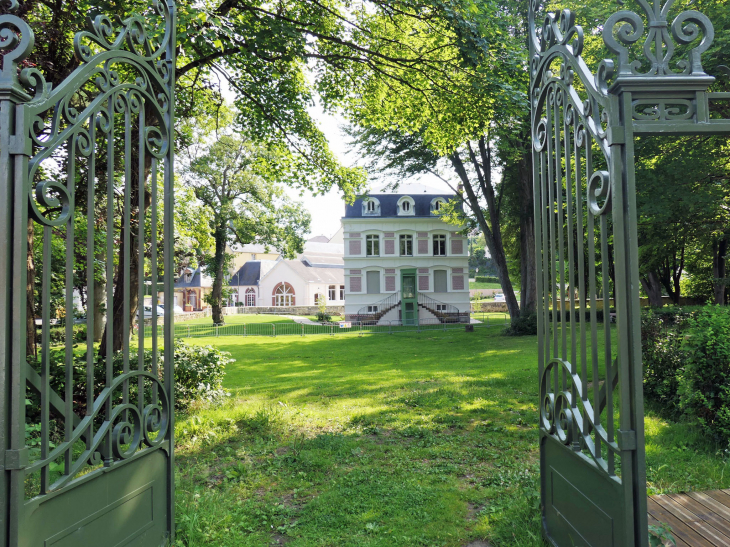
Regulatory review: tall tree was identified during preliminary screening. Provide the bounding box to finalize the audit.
[183,132,311,324]
[342,0,536,326]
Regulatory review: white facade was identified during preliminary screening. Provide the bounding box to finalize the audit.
[257,260,345,307]
[342,189,470,321]
[253,238,345,307]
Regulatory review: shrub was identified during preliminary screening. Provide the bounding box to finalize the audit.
[47,324,87,345]
[641,310,687,418]
[503,313,537,336]
[170,339,232,410]
[475,275,500,284]
[316,294,331,323]
[26,339,232,421]
[678,306,730,444]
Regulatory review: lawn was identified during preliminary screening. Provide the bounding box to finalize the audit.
[179,313,303,326]
[174,327,730,546]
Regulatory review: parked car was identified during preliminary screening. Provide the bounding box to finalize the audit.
[138,305,165,319]
[159,304,185,314]
[493,293,506,302]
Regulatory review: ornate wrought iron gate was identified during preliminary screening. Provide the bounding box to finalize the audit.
[0,1,176,545]
[529,1,730,545]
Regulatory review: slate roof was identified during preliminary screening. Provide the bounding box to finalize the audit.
[280,260,344,284]
[174,267,213,289]
[344,191,461,218]
[297,241,344,268]
[230,260,277,286]
[307,235,330,243]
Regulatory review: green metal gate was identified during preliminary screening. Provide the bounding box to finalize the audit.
[529,1,730,545]
[0,1,176,545]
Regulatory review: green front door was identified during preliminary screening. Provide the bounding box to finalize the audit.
[401,269,417,325]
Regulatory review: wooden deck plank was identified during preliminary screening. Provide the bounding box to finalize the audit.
[648,498,717,547]
[689,491,730,522]
[652,495,730,547]
[666,493,730,543]
[706,490,730,508]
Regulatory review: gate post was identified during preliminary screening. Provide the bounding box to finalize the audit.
[530,2,729,546]
[0,10,35,545]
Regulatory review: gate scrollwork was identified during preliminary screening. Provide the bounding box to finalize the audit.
[0,0,176,530]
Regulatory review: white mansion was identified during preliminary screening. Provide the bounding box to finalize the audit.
[342,185,470,324]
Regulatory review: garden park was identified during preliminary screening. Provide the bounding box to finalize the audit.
[2,0,730,546]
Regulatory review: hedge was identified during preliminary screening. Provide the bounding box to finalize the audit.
[474,275,500,284]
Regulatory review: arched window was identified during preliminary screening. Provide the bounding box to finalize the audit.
[362,197,381,216]
[273,283,295,306]
[430,198,446,215]
[245,287,256,307]
[397,196,415,216]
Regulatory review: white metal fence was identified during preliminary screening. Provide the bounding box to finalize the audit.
[137,315,510,340]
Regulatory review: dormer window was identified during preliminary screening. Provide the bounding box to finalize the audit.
[362,197,381,216]
[397,196,415,216]
[430,198,446,215]
[184,271,192,283]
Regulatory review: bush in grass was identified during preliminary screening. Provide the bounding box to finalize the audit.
[26,339,231,421]
[678,306,730,444]
[503,313,537,336]
[47,324,87,344]
[170,339,232,410]
[315,295,331,323]
[475,275,500,284]
[641,310,686,419]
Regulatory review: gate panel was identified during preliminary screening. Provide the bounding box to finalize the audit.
[0,2,176,545]
[530,1,730,546]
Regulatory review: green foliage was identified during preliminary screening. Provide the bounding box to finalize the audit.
[503,313,537,336]
[641,310,689,419]
[170,340,233,410]
[315,295,331,323]
[641,306,730,444]
[183,131,311,322]
[648,522,676,547]
[47,324,87,345]
[679,307,730,444]
[680,270,715,303]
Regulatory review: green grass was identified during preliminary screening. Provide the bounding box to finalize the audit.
[180,314,304,326]
[469,282,502,290]
[174,328,730,546]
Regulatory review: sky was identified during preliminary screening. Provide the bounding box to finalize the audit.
[294,104,454,239]
[218,79,454,239]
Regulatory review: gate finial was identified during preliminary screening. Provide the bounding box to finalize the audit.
[604,1,714,79]
[0,4,34,100]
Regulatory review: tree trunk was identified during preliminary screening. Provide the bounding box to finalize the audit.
[640,271,664,307]
[93,245,106,343]
[517,151,536,317]
[26,219,36,359]
[210,222,228,325]
[449,143,520,322]
[99,160,152,358]
[713,237,727,305]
